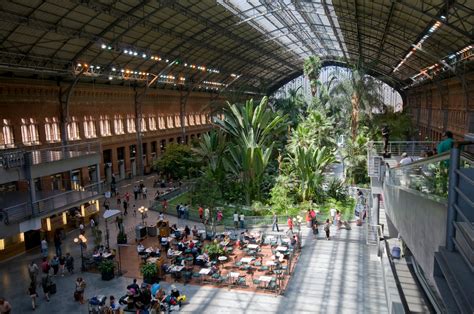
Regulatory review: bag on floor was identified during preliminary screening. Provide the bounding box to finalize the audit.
[391,246,401,259]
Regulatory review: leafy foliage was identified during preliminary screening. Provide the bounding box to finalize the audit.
[214,97,287,204]
[153,143,200,179]
[303,56,322,96]
[203,242,225,261]
[325,177,348,201]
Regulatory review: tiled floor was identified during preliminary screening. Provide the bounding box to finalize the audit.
[0,174,388,313]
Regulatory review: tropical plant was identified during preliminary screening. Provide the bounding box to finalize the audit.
[203,242,225,261]
[192,130,228,191]
[152,143,200,179]
[272,87,308,128]
[325,177,348,201]
[98,259,115,281]
[287,145,336,202]
[342,132,369,185]
[303,56,322,96]
[140,263,158,283]
[269,175,294,215]
[214,97,286,204]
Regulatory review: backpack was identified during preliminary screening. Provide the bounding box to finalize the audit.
[324,224,330,232]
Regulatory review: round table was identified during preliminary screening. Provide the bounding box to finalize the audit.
[218,256,228,263]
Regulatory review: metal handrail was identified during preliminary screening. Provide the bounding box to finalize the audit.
[392,151,451,170]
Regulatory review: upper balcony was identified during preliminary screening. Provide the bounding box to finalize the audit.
[0,141,101,185]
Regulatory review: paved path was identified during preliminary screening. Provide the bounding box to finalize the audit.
[0,175,388,313]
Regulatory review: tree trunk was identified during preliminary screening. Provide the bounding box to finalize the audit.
[351,91,360,140]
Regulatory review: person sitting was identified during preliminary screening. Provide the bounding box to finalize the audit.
[159,212,164,221]
[184,225,191,239]
[192,225,198,238]
[177,240,186,252]
[160,237,169,252]
[188,241,195,250]
[109,295,121,313]
[137,242,145,254]
[167,247,174,258]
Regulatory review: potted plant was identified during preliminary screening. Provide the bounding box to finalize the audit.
[141,263,159,284]
[98,259,115,281]
[203,242,225,261]
[117,231,127,244]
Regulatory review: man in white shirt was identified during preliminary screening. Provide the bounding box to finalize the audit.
[233,211,239,229]
[399,152,413,166]
[239,213,245,229]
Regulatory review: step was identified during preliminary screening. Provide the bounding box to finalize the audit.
[434,248,474,313]
[454,222,474,271]
[454,221,474,248]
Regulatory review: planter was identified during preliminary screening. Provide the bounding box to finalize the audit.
[117,233,127,244]
[143,275,159,284]
[101,269,115,281]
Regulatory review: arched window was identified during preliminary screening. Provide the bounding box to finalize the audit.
[21,118,40,145]
[148,115,157,131]
[1,119,14,148]
[127,114,136,133]
[174,115,181,127]
[114,114,124,135]
[140,116,147,132]
[45,117,60,142]
[100,115,111,136]
[83,116,97,139]
[167,116,174,128]
[67,116,80,141]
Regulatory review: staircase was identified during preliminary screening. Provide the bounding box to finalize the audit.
[433,145,474,313]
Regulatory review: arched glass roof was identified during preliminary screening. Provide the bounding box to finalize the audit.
[0,0,471,94]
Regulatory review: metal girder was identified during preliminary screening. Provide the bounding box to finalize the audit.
[73,1,289,78]
[0,51,72,75]
[375,2,396,64]
[167,1,299,71]
[395,0,473,40]
[293,0,333,54]
[321,0,348,61]
[353,0,363,65]
[70,0,153,61]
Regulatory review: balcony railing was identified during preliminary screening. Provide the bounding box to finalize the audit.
[1,182,103,225]
[0,141,100,168]
[368,141,437,158]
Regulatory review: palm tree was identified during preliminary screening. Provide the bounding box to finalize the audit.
[287,145,336,201]
[303,56,322,97]
[214,97,286,204]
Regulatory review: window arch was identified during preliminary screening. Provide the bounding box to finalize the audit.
[100,115,111,136]
[114,114,124,135]
[83,116,97,138]
[45,117,60,142]
[1,119,14,148]
[67,116,80,141]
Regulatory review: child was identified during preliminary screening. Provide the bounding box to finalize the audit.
[324,219,331,240]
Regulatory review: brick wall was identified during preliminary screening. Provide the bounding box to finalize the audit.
[0,78,215,182]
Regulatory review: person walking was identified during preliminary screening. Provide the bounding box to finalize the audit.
[198,206,204,222]
[123,200,128,216]
[132,204,137,217]
[53,231,62,257]
[74,277,86,304]
[41,272,52,302]
[272,213,279,232]
[142,186,147,199]
[336,210,342,230]
[125,192,130,203]
[28,260,39,284]
[233,211,239,229]
[28,281,38,310]
[40,238,48,258]
[204,207,210,225]
[116,191,121,206]
[133,185,139,201]
[239,212,245,229]
[90,217,96,229]
[162,199,168,214]
[65,253,74,274]
[324,219,331,240]
[287,217,294,231]
[59,255,66,276]
[50,255,59,276]
[41,257,51,275]
[176,203,182,219]
[217,210,223,223]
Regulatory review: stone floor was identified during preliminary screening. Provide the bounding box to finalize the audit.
[0,174,388,313]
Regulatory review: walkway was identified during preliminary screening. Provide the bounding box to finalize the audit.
[0,175,388,313]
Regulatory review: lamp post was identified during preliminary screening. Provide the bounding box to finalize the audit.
[138,206,148,225]
[74,234,87,272]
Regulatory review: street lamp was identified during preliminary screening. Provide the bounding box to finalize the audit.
[138,206,148,225]
[74,234,87,272]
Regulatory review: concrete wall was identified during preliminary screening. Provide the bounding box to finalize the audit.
[383,183,447,283]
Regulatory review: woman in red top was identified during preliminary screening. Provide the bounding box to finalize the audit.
[287,217,293,230]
